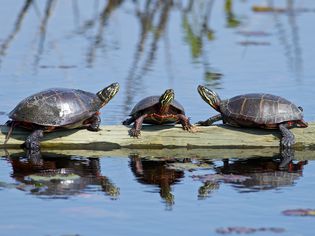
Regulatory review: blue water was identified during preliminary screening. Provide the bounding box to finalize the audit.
[1,1,315,235]
[0,153,315,236]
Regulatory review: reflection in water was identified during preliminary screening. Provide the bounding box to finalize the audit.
[33,0,57,71]
[0,149,309,206]
[195,154,307,199]
[4,150,119,199]
[0,0,33,67]
[180,0,223,89]
[0,0,308,111]
[1,0,305,71]
[224,0,241,28]
[124,0,173,113]
[85,0,124,67]
[129,155,184,209]
[270,0,303,80]
[129,151,306,202]
[198,181,220,200]
[181,0,215,58]
[216,157,306,192]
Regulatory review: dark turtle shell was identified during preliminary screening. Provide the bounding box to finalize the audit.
[130,96,185,115]
[220,93,303,125]
[9,88,102,126]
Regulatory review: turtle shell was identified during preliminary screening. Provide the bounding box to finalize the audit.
[9,88,102,126]
[130,96,185,115]
[220,93,303,125]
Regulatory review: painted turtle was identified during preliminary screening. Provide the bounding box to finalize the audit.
[122,89,193,137]
[5,82,120,150]
[197,85,308,147]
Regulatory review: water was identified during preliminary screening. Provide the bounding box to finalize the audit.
[0,151,314,235]
[0,1,315,235]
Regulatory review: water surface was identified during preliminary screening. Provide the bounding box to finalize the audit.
[1,1,315,235]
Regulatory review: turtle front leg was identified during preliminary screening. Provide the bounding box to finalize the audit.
[177,114,194,131]
[87,114,101,131]
[279,123,295,148]
[23,130,44,151]
[196,114,222,126]
[129,114,148,138]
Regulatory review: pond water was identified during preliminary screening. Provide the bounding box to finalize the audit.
[0,1,315,235]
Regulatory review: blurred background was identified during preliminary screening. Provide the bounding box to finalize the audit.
[0,0,314,125]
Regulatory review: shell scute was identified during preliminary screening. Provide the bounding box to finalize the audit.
[130,96,185,115]
[221,93,303,125]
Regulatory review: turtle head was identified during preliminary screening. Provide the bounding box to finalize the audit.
[197,85,221,111]
[97,82,120,106]
[159,89,175,107]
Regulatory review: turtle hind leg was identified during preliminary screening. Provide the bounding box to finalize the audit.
[87,114,101,131]
[129,114,147,138]
[279,123,295,148]
[22,130,44,151]
[196,114,222,126]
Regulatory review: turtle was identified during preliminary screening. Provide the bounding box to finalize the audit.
[196,85,308,147]
[4,82,120,150]
[122,89,193,137]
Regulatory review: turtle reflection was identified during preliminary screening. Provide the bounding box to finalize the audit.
[216,157,306,192]
[129,155,185,207]
[195,155,307,198]
[6,151,119,199]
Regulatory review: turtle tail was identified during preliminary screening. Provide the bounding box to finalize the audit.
[4,121,16,145]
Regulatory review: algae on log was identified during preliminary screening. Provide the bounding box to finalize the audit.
[0,123,314,150]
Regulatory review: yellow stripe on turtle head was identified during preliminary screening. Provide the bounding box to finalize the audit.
[197,85,221,111]
[159,89,175,106]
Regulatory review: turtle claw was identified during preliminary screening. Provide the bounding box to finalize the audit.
[129,128,141,138]
[87,114,101,131]
[183,125,198,133]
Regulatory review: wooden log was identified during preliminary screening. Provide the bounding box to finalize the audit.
[0,123,314,150]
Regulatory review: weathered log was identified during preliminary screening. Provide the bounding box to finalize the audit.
[0,123,314,150]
